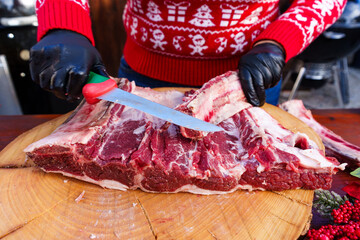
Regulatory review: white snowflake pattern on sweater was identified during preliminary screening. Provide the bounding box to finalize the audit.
[165,1,191,23]
[188,34,208,55]
[230,32,248,55]
[150,29,167,50]
[147,1,163,22]
[189,4,215,27]
[130,17,139,39]
[36,0,347,63]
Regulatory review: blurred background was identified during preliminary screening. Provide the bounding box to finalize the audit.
[0,0,126,115]
[0,0,359,115]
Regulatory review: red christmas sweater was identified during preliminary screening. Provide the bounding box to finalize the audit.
[36,0,346,86]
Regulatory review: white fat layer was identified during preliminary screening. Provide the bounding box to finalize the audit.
[246,107,338,170]
[326,141,360,161]
[133,87,184,108]
[337,163,347,170]
[24,121,107,152]
[173,184,239,195]
[24,127,98,152]
[167,124,178,137]
[300,149,335,168]
[133,125,146,135]
[281,100,360,162]
[187,142,199,178]
[222,118,245,153]
[257,164,265,173]
[46,170,129,191]
[24,101,116,152]
[133,173,145,186]
[187,78,227,120]
[289,132,318,150]
[212,99,250,124]
[186,72,250,124]
[248,107,294,139]
[238,184,266,191]
[142,184,265,195]
[227,164,247,178]
[45,169,267,194]
[300,120,360,161]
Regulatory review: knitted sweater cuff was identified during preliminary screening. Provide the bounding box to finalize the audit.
[36,0,94,45]
[254,20,305,62]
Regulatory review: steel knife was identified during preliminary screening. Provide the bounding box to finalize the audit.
[82,72,223,132]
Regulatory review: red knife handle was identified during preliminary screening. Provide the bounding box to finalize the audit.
[82,72,117,104]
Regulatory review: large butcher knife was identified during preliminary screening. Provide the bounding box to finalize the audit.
[82,72,223,132]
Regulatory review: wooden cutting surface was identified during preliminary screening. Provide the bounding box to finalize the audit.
[0,93,327,240]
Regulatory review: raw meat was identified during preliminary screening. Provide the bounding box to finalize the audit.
[174,71,251,139]
[24,72,344,194]
[280,100,360,170]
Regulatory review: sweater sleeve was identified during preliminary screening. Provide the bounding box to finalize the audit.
[254,0,347,62]
[35,0,95,45]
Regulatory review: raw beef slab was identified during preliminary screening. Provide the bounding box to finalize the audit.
[25,72,344,194]
[280,100,360,170]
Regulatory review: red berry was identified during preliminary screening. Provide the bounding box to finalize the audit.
[319,234,330,240]
[355,228,360,237]
[310,200,360,240]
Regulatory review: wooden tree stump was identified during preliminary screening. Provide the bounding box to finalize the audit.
[0,92,321,239]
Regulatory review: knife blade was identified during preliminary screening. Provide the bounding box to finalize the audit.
[82,72,223,132]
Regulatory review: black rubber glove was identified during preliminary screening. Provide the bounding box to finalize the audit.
[238,42,285,106]
[30,30,107,101]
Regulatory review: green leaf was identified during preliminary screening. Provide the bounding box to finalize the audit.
[350,167,360,178]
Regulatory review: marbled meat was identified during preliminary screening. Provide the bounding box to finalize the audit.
[25,72,344,194]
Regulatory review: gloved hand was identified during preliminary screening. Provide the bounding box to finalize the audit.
[238,42,285,106]
[30,30,107,101]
